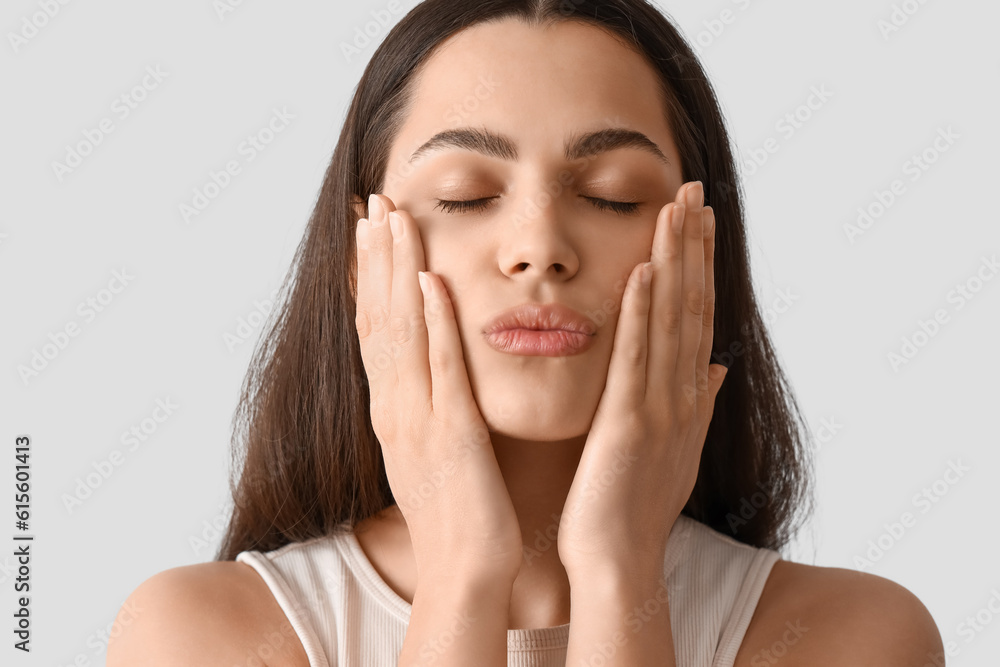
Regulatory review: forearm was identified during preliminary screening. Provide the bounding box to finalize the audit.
[565,565,676,667]
[398,574,514,667]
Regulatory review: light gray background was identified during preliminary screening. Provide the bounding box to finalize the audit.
[1,0,997,664]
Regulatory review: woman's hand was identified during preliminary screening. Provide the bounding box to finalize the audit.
[355,194,523,584]
[556,181,728,576]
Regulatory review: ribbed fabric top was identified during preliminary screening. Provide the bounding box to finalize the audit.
[235,513,781,666]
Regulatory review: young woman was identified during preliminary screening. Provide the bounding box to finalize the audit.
[108,1,944,664]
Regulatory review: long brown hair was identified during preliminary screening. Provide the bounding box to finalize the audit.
[216,0,815,561]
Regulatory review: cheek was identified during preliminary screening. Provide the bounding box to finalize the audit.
[425,254,482,314]
[585,252,649,335]
[410,221,447,271]
[419,225,481,274]
[590,233,651,287]
[588,274,631,335]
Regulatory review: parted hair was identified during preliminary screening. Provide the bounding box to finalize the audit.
[216,0,815,562]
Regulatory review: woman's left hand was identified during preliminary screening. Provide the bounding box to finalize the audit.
[557,180,728,576]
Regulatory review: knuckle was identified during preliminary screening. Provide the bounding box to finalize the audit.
[373,346,393,371]
[427,349,451,376]
[685,287,705,315]
[369,303,390,331]
[661,309,682,336]
[424,297,448,324]
[702,294,716,328]
[680,383,698,408]
[620,341,644,366]
[389,314,415,346]
[695,368,710,393]
[355,308,372,339]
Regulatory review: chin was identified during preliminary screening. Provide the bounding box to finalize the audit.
[477,388,597,442]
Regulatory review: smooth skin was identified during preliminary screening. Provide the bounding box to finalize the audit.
[357,18,707,641]
[557,184,725,578]
[357,179,724,664]
[107,17,944,666]
[358,177,524,664]
[559,184,725,662]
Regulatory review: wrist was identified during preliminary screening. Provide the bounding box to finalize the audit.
[567,559,667,598]
[563,548,666,584]
[564,566,675,667]
[415,566,516,602]
[403,566,514,666]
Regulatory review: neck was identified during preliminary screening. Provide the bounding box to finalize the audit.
[490,431,587,628]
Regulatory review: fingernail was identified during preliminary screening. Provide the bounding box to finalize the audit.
[389,211,403,238]
[687,182,703,206]
[640,262,653,287]
[418,271,430,295]
[369,194,385,227]
[672,204,685,233]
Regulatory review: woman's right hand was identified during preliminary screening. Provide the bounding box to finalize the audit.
[354,193,523,585]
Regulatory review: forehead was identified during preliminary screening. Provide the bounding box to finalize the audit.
[388,18,676,168]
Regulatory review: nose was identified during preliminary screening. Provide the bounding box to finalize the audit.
[497,192,580,281]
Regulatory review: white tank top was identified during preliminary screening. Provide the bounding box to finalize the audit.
[236,513,781,666]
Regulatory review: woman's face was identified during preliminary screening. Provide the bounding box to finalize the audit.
[379,18,684,441]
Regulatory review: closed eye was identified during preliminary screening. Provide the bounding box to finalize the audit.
[586,197,641,215]
[433,196,641,216]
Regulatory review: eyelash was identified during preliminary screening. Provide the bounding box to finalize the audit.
[434,196,641,216]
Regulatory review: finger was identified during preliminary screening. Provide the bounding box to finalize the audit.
[417,271,480,419]
[604,261,652,409]
[355,217,380,378]
[674,180,693,206]
[674,182,705,418]
[367,194,394,336]
[646,201,683,399]
[677,182,705,414]
[388,208,432,406]
[352,216,367,301]
[693,364,728,451]
[695,206,717,417]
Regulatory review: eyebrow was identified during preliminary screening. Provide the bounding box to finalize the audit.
[407,126,671,167]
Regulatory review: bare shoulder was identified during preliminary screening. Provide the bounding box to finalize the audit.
[733,559,944,667]
[107,560,309,666]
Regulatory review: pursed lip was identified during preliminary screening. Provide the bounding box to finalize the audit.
[482,303,597,337]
